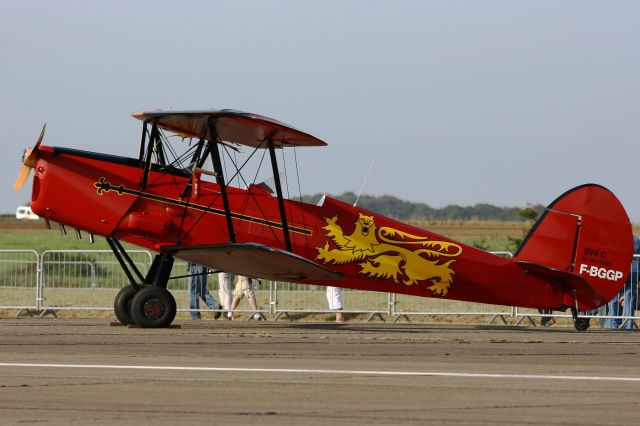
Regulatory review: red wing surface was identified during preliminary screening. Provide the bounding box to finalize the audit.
[131,110,326,148]
[165,243,343,281]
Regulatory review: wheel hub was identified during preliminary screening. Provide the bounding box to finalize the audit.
[143,297,165,320]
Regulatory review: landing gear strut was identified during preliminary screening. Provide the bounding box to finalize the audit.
[108,237,177,328]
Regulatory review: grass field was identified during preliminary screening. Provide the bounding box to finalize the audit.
[0,217,526,253]
[408,219,526,252]
[0,217,135,252]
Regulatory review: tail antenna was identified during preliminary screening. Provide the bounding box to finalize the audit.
[354,159,375,207]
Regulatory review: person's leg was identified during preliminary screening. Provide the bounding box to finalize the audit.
[217,275,226,311]
[230,296,239,309]
[327,286,344,323]
[597,304,610,328]
[203,291,217,310]
[227,273,237,319]
[197,269,221,319]
[188,265,201,320]
[326,286,335,310]
[621,279,637,329]
[194,266,218,310]
[229,276,250,319]
[241,277,258,311]
[335,287,345,322]
[247,294,258,311]
[218,272,234,313]
[194,268,206,300]
[602,294,621,329]
[631,273,639,326]
[243,279,261,319]
[539,309,552,327]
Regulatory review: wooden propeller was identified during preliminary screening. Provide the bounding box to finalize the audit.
[13,124,46,191]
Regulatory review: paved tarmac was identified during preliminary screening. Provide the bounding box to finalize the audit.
[0,318,639,425]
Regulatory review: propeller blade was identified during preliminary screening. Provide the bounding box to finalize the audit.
[13,164,32,192]
[24,123,46,167]
[35,123,46,147]
[13,123,47,191]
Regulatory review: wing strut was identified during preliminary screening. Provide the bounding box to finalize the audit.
[207,118,236,243]
[138,121,148,162]
[267,137,292,252]
[140,122,159,189]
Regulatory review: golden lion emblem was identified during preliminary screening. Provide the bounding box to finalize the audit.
[315,213,462,295]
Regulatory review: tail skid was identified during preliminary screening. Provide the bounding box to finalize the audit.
[514,184,633,311]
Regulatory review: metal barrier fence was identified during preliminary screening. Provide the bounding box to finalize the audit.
[39,250,154,312]
[1,249,638,327]
[272,281,391,321]
[0,250,39,313]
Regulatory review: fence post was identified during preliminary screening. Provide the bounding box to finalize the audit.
[388,292,395,316]
[269,280,276,315]
[36,250,42,312]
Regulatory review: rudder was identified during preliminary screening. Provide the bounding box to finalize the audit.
[514,184,633,310]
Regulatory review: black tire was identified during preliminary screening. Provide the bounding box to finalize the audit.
[574,318,590,331]
[130,286,177,328]
[114,285,138,325]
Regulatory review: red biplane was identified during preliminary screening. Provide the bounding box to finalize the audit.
[14,110,633,330]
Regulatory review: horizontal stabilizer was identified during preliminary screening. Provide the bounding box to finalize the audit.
[515,260,603,308]
[164,242,343,282]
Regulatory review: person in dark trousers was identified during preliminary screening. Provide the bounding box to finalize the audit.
[539,309,555,327]
[602,235,640,329]
[188,263,221,320]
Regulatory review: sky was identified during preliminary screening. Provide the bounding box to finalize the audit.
[1,1,639,221]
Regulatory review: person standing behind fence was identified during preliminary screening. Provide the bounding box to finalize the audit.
[218,271,236,320]
[602,235,640,329]
[188,263,221,320]
[229,275,260,320]
[538,309,555,327]
[326,286,344,323]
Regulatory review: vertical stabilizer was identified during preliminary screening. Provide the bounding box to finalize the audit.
[514,184,633,310]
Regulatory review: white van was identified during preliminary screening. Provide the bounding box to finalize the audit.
[16,206,39,220]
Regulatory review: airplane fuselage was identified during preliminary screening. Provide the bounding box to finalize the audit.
[30,145,578,311]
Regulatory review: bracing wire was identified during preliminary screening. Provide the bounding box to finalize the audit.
[220,142,264,190]
[156,131,198,170]
[292,145,311,250]
[354,159,376,207]
[280,148,291,200]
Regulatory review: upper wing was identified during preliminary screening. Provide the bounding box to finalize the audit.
[163,242,342,282]
[131,109,326,148]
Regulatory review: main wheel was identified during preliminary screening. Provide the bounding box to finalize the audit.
[113,285,138,325]
[130,286,177,328]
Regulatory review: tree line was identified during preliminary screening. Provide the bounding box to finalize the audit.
[301,192,543,222]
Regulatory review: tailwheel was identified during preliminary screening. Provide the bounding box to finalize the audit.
[570,305,590,331]
[130,286,177,328]
[113,285,138,325]
[574,318,590,331]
